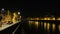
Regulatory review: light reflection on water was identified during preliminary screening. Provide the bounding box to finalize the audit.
[47,23,50,32]
[44,22,47,30]
[28,20,60,33]
[52,23,55,32]
[41,22,43,27]
[58,24,60,32]
[35,21,39,29]
[28,21,33,26]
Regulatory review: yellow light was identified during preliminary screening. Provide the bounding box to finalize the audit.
[35,21,39,29]
[12,12,18,23]
[47,17,50,20]
[41,22,43,26]
[44,22,47,30]
[52,23,55,32]
[28,21,33,25]
[47,23,50,32]
[36,18,39,20]
[44,17,47,20]
[5,10,12,22]
[52,17,55,20]
[58,24,60,32]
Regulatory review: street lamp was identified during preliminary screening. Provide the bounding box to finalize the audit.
[18,12,20,15]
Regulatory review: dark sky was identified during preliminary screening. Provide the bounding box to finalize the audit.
[0,0,60,17]
[0,0,28,9]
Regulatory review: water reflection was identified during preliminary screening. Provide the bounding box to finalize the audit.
[58,24,60,32]
[35,21,39,29]
[52,23,55,32]
[27,19,60,33]
[44,22,47,30]
[47,23,50,32]
[41,22,43,26]
[28,21,34,27]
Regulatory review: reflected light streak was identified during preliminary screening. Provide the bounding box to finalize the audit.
[58,24,60,32]
[28,21,33,26]
[41,22,43,26]
[52,23,55,32]
[44,22,47,30]
[47,23,50,32]
[35,21,39,29]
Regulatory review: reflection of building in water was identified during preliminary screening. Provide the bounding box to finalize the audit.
[27,16,60,32]
[35,21,39,29]
[52,23,55,32]
[47,23,50,32]
[58,24,60,32]
[41,22,43,26]
[44,22,47,30]
[28,21,34,27]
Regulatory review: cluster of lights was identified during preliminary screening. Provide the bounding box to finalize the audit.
[0,8,21,27]
[28,21,60,32]
[27,17,60,20]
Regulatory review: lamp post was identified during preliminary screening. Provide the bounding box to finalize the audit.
[17,11,21,21]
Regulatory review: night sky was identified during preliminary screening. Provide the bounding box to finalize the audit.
[0,0,60,17]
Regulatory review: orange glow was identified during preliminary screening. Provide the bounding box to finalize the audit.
[12,12,18,23]
[44,17,47,20]
[52,17,55,20]
[28,17,56,20]
[57,17,60,20]
[43,17,51,20]
[1,10,12,23]
[6,10,12,22]
[43,17,55,20]
[0,10,20,24]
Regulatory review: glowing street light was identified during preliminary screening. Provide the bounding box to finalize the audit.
[1,8,4,11]
[52,23,55,32]
[18,12,20,15]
